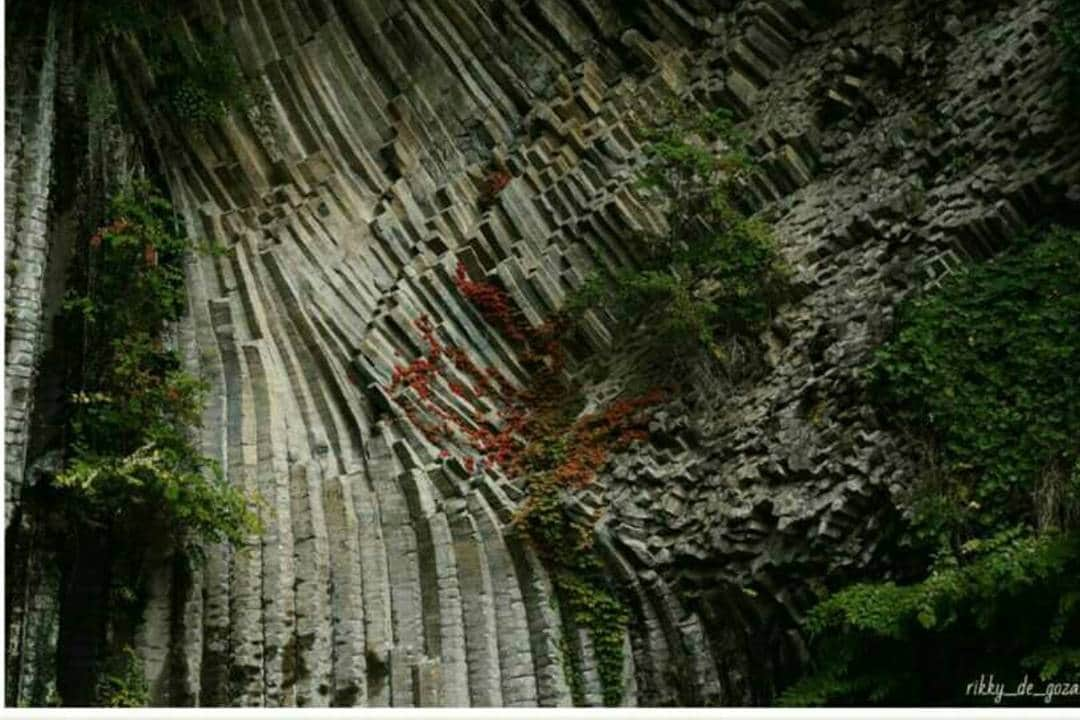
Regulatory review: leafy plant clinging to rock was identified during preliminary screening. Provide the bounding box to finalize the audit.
[781,227,1080,706]
[569,107,788,368]
[83,0,256,130]
[59,180,258,551]
[93,647,149,708]
[387,265,664,705]
[34,180,260,705]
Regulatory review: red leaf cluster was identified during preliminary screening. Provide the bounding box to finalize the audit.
[88,217,131,249]
[547,387,666,489]
[385,281,665,499]
[480,169,511,202]
[454,263,527,343]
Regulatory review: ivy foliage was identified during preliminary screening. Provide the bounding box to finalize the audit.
[509,393,660,706]
[781,527,1080,706]
[517,479,630,707]
[568,106,788,365]
[59,180,258,550]
[780,228,1080,706]
[869,226,1080,547]
[82,0,255,129]
[804,529,1079,642]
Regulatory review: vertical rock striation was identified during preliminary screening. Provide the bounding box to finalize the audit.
[6,0,1080,707]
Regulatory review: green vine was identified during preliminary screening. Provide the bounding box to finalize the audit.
[868,226,1080,544]
[58,180,258,549]
[558,632,586,703]
[517,474,631,706]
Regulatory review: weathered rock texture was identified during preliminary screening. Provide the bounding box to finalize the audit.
[6,0,1080,707]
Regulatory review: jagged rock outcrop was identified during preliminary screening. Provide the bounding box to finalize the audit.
[6,0,1079,707]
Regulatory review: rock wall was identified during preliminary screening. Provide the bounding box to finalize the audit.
[5,2,59,527]
[6,2,150,704]
[5,0,1079,707]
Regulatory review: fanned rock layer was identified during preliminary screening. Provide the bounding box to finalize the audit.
[6,0,1080,707]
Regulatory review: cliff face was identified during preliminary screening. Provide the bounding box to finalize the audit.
[5,0,1079,707]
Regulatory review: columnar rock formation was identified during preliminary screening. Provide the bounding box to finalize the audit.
[6,0,1080,707]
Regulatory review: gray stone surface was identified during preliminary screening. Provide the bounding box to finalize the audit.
[6,0,1080,707]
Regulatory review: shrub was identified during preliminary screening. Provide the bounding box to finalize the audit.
[155,30,254,128]
[59,181,259,550]
[780,528,1080,706]
[569,107,787,364]
[635,107,753,258]
[781,227,1080,706]
[868,226,1080,546]
[576,268,717,354]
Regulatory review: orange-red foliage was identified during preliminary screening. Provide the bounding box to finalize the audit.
[480,169,511,202]
[387,265,664,500]
[89,218,131,249]
[454,262,526,343]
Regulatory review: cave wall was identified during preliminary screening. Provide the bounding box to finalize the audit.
[5,0,1079,707]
